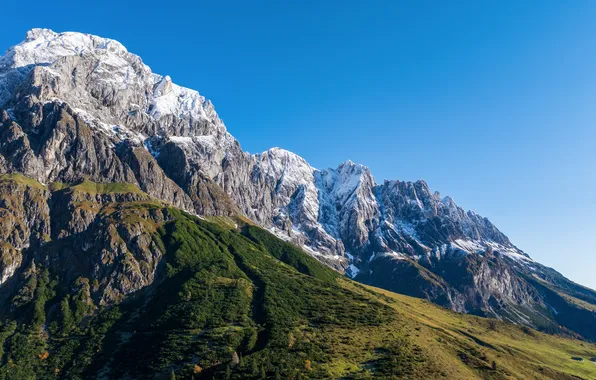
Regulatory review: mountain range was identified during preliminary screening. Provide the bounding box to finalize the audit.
[0,29,595,379]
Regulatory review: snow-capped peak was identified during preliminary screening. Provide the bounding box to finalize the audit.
[1,29,130,71]
[0,29,219,127]
[258,147,314,180]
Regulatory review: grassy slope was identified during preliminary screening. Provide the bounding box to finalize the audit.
[0,174,143,195]
[346,283,596,379]
[0,178,594,379]
[99,210,424,379]
[67,179,145,195]
[241,223,596,379]
[0,174,46,190]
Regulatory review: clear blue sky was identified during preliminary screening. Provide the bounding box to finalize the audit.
[2,1,595,289]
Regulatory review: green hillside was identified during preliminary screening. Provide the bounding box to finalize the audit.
[0,185,594,379]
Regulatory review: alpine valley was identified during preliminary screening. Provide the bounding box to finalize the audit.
[0,29,594,379]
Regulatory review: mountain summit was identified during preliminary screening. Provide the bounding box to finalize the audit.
[0,28,595,345]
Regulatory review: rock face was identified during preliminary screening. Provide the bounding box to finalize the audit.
[0,175,172,308]
[0,29,595,340]
[0,175,49,286]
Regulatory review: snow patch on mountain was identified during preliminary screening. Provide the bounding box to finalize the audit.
[151,74,213,121]
[71,106,146,145]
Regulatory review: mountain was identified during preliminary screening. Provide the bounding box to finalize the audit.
[0,27,595,350]
[0,175,595,379]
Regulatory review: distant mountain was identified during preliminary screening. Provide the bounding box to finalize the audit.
[0,27,594,349]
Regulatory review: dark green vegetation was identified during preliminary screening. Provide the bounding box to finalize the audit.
[0,177,595,379]
[0,185,428,379]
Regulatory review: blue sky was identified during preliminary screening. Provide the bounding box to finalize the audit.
[2,1,595,289]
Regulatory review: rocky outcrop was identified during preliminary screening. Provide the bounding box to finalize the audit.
[0,174,173,306]
[47,200,171,305]
[0,174,50,249]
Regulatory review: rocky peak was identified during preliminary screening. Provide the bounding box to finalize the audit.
[8,28,131,70]
[1,29,227,140]
[25,28,51,41]
[1,29,135,105]
[258,147,313,178]
[319,160,375,201]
